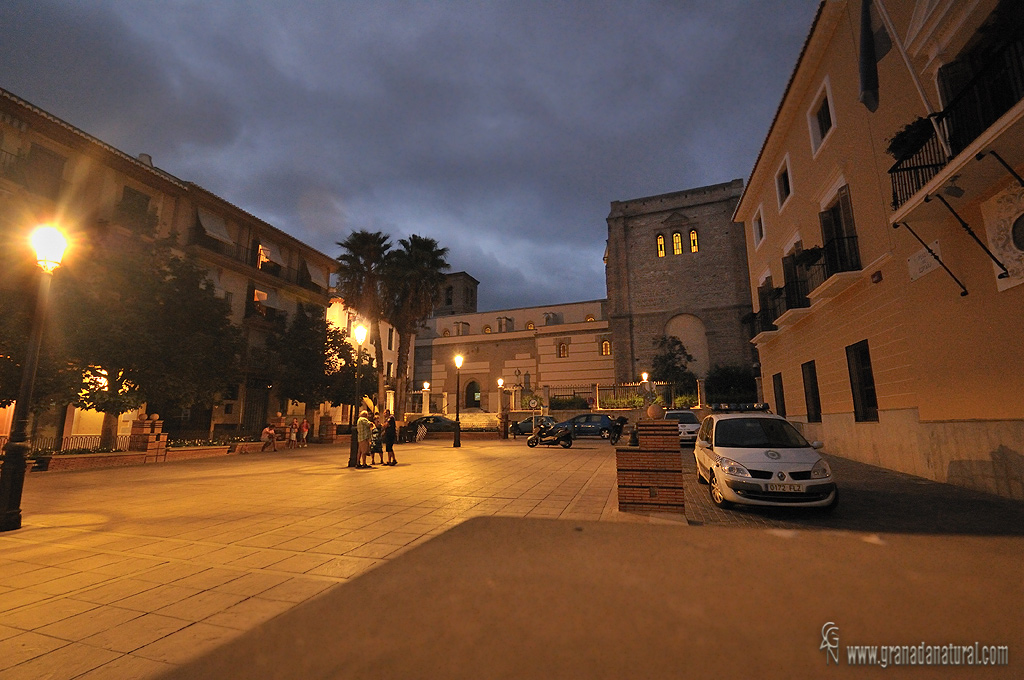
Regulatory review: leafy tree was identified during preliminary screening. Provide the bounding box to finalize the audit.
[382,235,449,419]
[56,237,242,446]
[650,335,697,392]
[705,364,758,404]
[335,230,391,410]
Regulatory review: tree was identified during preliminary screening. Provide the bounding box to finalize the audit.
[335,231,391,410]
[650,335,697,393]
[705,365,758,404]
[57,237,242,446]
[383,235,450,419]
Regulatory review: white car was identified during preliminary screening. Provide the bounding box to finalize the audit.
[664,409,701,443]
[694,411,837,509]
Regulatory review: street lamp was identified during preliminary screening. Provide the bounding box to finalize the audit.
[1,225,67,532]
[422,381,430,415]
[348,324,367,467]
[453,354,463,448]
[497,378,508,439]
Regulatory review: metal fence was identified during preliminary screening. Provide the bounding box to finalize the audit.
[0,434,147,452]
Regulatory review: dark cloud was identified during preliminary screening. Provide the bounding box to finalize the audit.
[0,0,816,311]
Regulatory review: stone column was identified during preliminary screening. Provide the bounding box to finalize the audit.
[615,418,685,514]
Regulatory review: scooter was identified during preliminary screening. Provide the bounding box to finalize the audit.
[609,416,629,445]
[527,422,573,448]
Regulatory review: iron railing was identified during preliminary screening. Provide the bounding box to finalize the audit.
[805,236,862,293]
[0,434,147,453]
[889,37,1024,209]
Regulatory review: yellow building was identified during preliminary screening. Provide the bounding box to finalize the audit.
[0,87,335,443]
[735,0,1024,499]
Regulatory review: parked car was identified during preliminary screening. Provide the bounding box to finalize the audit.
[664,409,701,443]
[510,415,556,436]
[404,415,458,441]
[693,411,837,510]
[555,413,614,439]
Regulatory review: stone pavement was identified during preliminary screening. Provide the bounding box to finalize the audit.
[1,438,1022,678]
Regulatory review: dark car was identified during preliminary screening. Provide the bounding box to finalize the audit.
[510,415,556,436]
[556,413,614,439]
[404,415,458,441]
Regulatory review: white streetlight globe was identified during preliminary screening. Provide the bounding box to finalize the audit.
[31,225,67,272]
[454,355,463,369]
[353,324,367,345]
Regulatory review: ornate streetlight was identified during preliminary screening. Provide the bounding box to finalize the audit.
[1,225,67,532]
[348,324,367,467]
[422,382,430,415]
[497,378,508,439]
[453,355,463,448]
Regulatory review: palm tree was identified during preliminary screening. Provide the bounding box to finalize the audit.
[383,235,450,419]
[336,230,392,410]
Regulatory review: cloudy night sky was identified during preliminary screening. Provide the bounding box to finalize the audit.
[0,1,816,311]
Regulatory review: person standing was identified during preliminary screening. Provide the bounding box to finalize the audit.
[287,418,299,449]
[261,423,277,452]
[299,418,310,447]
[356,410,373,468]
[383,410,397,466]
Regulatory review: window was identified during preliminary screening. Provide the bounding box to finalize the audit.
[801,360,822,423]
[673,232,683,255]
[386,361,393,378]
[483,325,492,334]
[526,321,536,330]
[846,340,879,422]
[445,286,453,306]
[808,79,836,153]
[558,343,568,358]
[776,162,792,207]
[601,340,611,356]
[772,372,786,417]
[657,234,666,257]
[818,185,862,274]
[752,211,765,247]
[24,143,66,200]
[689,229,699,253]
[387,327,394,350]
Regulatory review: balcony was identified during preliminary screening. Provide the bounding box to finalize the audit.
[188,228,328,297]
[889,37,1024,209]
[804,236,862,303]
[245,301,287,327]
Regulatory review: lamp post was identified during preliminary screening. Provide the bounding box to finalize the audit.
[453,355,463,448]
[497,378,508,439]
[1,226,67,532]
[348,324,367,467]
[422,382,430,415]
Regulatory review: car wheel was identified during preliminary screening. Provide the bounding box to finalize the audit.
[599,428,610,439]
[527,437,538,448]
[559,438,572,448]
[695,453,708,484]
[708,471,732,509]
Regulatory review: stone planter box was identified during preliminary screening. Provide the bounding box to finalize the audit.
[44,452,147,472]
[164,445,231,461]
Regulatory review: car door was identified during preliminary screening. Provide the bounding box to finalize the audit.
[694,418,713,476]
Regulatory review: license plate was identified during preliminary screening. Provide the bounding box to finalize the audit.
[766,483,802,492]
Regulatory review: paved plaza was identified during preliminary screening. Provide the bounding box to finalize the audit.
[1,438,1022,678]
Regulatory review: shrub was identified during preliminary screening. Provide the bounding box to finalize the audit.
[673,394,698,408]
[549,395,589,410]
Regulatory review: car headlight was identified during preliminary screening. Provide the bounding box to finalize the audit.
[811,459,832,479]
[718,457,751,477]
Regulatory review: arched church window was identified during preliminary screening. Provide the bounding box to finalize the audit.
[657,234,665,257]
[673,232,682,255]
[690,230,699,252]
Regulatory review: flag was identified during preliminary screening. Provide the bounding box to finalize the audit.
[858,0,892,112]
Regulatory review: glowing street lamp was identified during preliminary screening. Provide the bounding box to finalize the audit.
[1,225,67,532]
[453,355,463,448]
[497,378,508,439]
[348,324,368,467]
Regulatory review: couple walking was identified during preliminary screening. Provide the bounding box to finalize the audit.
[356,409,397,468]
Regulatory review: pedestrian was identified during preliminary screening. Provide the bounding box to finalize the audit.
[370,414,385,465]
[299,418,310,447]
[356,410,373,468]
[287,418,299,449]
[383,409,397,466]
[260,423,277,452]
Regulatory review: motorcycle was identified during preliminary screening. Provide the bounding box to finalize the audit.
[527,422,573,448]
[609,416,629,445]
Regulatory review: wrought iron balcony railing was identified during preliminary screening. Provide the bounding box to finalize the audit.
[889,37,1024,209]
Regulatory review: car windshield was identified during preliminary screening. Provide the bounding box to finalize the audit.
[667,412,699,424]
[713,418,810,448]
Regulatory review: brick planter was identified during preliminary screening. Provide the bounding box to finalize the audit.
[164,445,230,461]
[45,452,147,472]
[230,442,265,454]
[615,420,685,514]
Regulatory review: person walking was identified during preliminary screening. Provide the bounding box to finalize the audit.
[383,410,397,466]
[356,410,373,468]
[299,418,310,447]
[260,423,277,452]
